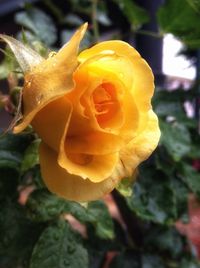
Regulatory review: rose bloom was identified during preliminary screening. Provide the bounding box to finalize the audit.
[2,24,160,201]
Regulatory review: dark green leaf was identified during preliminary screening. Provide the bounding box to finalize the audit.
[0,132,33,153]
[26,189,114,239]
[0,150,21,170]
[116,177,133,197]
[30,220,88,268]
[110,251,140,268]
[187,0,200,13]
[87,201,114,239]
[160,120,191,161]
[178,164,200,198]
[141,254,165,268]
[15,7,56,46]
[127,166,177,224]
[157,0,200,48]
[144,226,184,258]
[65,200,114,240]
[0,168,19,200]
[180,257,200,268]
[21,139,40,174]
[0,200,43,268]
[111,0,149,28]
[0,133,34,170]
[0,46,19,79]
[155,101,184,117]
[26,189,67,222]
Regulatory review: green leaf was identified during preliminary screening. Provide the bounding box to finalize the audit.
[0,200,43,268]
[21,139,40,174]
[110,251,140,268]
[187,0,200,13]
[116,177,133,197]
[180,257,200,268]
[143,226,184,258]
[157,0,200,48]
[127,166,177,224]
[178,164,200,198]
[160,120,191,161]
[141,254,165,268]
[0,133,34,170]
[26,189,67,222]
[110,251,165,268]
[0,132,33,153]
[30,220,88,268]
[0,150,21,170]
[87,201,114,240]
[0,47,19,79]
[155,101,184,118]
[0,169,19,200]
[111,0,149,28]
[26,189,114,239]
[15,7,57,46]
[65,200,114,240]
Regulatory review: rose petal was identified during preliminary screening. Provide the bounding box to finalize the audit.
[78,40,154,112]
[65,132,123,155]
[31,96,72,152]
[39,142,120,202]
[13,23,87,133]
[77,55,140,141]
[110,110,160,180]
[0,34,43,72]
[58,149,119,183]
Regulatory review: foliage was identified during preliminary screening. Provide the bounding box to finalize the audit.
[157,0,200,48]
[0,0,200,268]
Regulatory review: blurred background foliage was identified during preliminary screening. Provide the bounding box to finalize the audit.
[0,0,200,267]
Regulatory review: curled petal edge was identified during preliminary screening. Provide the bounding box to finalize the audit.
[39,142,120,202]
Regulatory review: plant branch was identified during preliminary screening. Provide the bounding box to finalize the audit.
[91,0,99,43]
[135,29,163,39]
[112,190,143,248]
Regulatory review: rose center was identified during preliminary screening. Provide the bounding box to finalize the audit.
[92,83,116,115]
[67,152,93,165]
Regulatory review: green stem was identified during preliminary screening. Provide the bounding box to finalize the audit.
[91,0,99,43]
[135,29,163,39]
[112,190,143,248]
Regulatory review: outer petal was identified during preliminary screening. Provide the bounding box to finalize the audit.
[110,110,161,180]
[13,23,87,133]
[58,150,119,183]
[39,142,120,202]
[0,34,43,72]
[31,96,72,152]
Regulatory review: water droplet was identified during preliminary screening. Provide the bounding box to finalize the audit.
[48,51,57,58]
[25,80,32,88]
[36,93,43,104]
[100,50,115,55]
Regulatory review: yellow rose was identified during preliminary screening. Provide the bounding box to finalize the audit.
[1,24,160,201]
